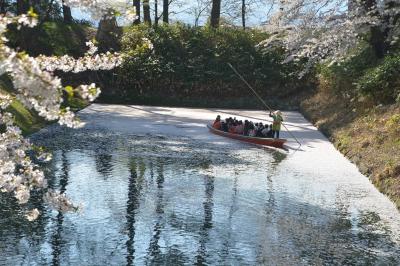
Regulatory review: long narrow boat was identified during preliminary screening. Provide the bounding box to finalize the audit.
[207,124,287,149]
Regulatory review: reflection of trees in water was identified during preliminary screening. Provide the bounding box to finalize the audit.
[264,150,285,219]
[126,158,144,266]
[95,153,113,178]
[220,171,239,260]
[6,131,398,265]
[195,174,215,265]
[271,151,286,166]
[259,178,400,264]
[149,161,154,185]
[146,160,165,264]
[51,150,70,266]
[260,147,287,220]
[0,151,58,262]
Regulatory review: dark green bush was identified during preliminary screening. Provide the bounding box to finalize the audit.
[318,44,378,95]
[104,24,314,108]
[6,21,92,56]
[319,42,400,103]
[356,54,400,103]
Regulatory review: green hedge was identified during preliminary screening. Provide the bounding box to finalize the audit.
[356,54,400,103]
[99,24,314,107]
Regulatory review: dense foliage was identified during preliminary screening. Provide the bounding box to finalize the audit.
[6,20,94,56]
[356,54,400,103]
[318,42,400,104]
[101,24,313,108]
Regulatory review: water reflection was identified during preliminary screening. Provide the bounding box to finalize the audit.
[95,153,113,178]
[195,174,215,265]
[51,151,69,266]
[0,127,399,265]
[146,159,165,264]
[126,159,141,265]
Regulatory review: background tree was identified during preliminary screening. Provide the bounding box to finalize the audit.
[143,0,152,25]
[62,0,73,23]
[133,0,141,24]
[17,0,29,15]
[0,0,10,14]
[96,14,122,53]
[154,0,158,25]
[241,0,245,29]
[210,0,221,27]
[163,0,169,23]
[189,0,210,26]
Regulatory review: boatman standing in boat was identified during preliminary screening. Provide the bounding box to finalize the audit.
[269,110,283,139]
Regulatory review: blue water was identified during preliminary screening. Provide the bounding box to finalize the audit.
[1,126,399,265]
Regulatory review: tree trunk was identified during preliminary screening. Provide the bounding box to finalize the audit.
[154,0,158,26]
[0,0,7,14]
[241,0,245,29]
[350,0,386,58]
[62,0,73,23]
[361,0,386,58]
[96,15,122,53]
[210,0,221,28]
[143,0,152,25]
[163,0,169,23]
[17,0,29,15]
[133,0,141,24]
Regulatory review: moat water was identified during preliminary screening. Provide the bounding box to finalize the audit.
[1,105,399,265]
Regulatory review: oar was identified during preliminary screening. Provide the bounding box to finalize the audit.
[227,62,302,150]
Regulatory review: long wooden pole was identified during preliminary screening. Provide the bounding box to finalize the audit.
[227,63,302,149]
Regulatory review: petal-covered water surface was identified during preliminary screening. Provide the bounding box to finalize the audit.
[1,105,400,265]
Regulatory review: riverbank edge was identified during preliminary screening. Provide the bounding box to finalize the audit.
[299,90,400,210]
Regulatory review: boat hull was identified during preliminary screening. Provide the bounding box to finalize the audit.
[207,124,287,149]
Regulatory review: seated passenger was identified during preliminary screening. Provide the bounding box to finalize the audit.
[213,115,222,130]
[266,124,274,138]
[221,120,229,132]
[243,120,249,136]
[228,121,237,134]
[256,123,264,137]
[236,120,244,135]
[261,125,269,138]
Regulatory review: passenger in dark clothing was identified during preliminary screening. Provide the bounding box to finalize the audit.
[266,124,274,138]
[243,120,249,136]
[222,118,229,132]
[256,123,264,137]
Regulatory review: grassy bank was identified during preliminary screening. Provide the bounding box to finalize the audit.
[1,77,87,136]
[1,78,46,135]
[301,83,400,210]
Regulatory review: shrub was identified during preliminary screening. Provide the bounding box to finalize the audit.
[318,43,378,96]
[6,21,91,56]
[356,54,400,103]
[106,24,314,107]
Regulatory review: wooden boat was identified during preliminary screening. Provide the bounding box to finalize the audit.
[207,124,287,149]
